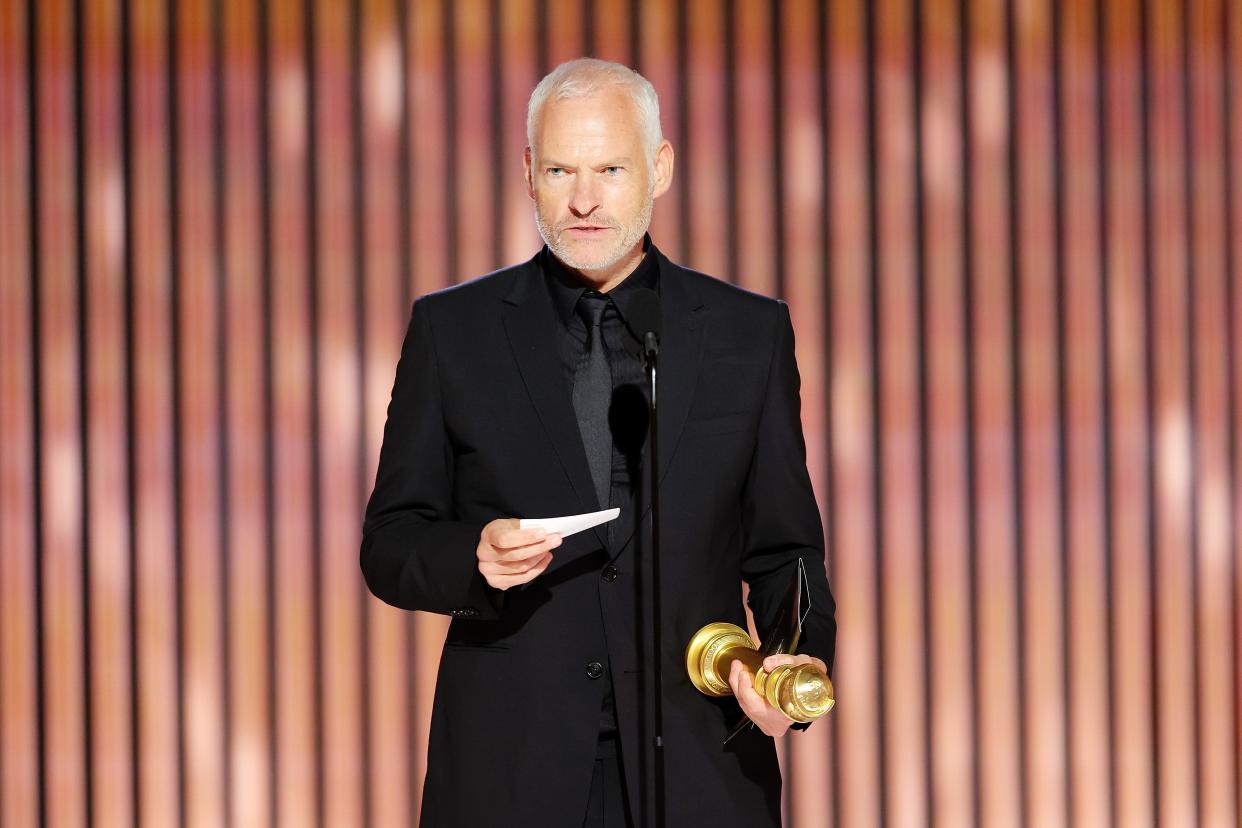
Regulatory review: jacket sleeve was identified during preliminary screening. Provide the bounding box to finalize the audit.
[739,301,837,678]
[360,298,502,619]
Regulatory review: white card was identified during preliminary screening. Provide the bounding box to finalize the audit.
[519,507,620,538]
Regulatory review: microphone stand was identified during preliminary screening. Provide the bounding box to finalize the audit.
[642,331,665,828]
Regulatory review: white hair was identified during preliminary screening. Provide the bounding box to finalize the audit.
[526,58,664,163]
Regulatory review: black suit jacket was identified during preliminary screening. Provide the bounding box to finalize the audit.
[361,246,835,827]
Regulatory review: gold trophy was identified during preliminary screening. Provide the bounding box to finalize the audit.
[685,622,834,724]
[684,561,835,733]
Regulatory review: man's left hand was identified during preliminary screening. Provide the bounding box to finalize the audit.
[727,653,830,738]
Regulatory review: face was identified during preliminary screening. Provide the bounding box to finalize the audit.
[525,87,673,289]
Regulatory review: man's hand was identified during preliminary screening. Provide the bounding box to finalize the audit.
[728,653,830,738]
[476,519,562,591]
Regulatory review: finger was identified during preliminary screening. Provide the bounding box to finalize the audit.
[728,659,747,694]
[762,654,809,672]
[493,535,561,562]
[488,552,552,588]
[730,663,768,711]
[482,548,556,574]
[489,526,552,550]
[735,680,790,737]
[734,673,770,720]
[761,653,824,672]
[728,661,756,703]
[761,655,795,672]
[479,534,562,563]
[483,558,541,574]
[517,552,553,582]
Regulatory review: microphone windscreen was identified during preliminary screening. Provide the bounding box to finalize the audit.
[626,287,663,340]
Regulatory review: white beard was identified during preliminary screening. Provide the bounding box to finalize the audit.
[535,190,654,274]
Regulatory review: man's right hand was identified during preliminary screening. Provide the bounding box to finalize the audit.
[476,519,562,591]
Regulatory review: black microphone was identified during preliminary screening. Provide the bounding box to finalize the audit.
[626,287,662,359]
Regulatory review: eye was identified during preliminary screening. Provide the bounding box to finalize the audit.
[604,166,623,175]
[546,167,565,177]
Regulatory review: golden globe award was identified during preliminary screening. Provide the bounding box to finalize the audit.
[684,560,835,734]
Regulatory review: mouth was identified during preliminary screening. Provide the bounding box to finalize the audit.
[563,224,613,239]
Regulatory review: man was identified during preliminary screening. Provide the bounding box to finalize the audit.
[362,58,835,827]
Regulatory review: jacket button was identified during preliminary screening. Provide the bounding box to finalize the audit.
[586,661,605,680]
[601,565,618,582]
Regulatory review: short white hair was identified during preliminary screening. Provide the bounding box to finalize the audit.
[526,58,664,162]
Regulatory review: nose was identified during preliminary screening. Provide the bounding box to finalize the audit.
[568,172,600,218]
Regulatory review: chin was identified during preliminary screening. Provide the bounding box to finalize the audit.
[555,241,624,273]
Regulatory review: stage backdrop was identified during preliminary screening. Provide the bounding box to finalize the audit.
[2,0,1240,826]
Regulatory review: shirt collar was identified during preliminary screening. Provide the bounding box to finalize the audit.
[542,234,660,329]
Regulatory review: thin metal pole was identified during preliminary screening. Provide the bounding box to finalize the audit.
[649,355,665,828]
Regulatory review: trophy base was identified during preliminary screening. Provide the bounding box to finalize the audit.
[685,622,759,697]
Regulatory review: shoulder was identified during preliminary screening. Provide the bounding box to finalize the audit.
[413,254,541,320]
[660,258,788,336]
[688,269,783,311]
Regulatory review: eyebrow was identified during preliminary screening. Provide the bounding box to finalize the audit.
[539,158,635,169]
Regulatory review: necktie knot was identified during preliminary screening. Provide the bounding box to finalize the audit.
[576,291,609,329]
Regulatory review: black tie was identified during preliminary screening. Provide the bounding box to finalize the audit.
[573,292,613,510]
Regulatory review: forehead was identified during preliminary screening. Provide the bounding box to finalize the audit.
[532,87,645,158]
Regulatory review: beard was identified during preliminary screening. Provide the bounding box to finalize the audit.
[535,191,654,274]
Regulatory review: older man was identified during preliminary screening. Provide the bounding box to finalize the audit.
[362,58,835,827]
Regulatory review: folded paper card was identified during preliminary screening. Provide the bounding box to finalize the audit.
[519,508,620,539]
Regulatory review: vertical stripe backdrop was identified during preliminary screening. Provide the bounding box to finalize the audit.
[1,1,1239,826]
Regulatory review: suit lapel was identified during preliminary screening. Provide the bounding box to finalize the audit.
[651,252,707,484]
[500,264,609,548]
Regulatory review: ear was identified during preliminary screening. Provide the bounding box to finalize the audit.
[523,146,535,199]
[650,140,674,200]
